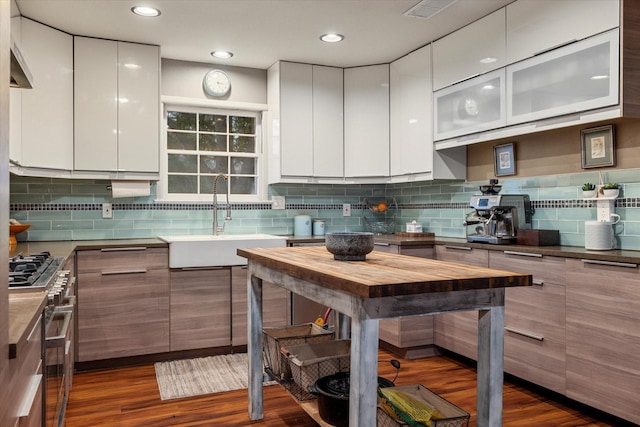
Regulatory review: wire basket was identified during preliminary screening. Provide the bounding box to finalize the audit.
[364,214,396,234]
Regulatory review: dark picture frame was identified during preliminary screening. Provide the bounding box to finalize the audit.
[581,125,615,168]
[494,142,516,176]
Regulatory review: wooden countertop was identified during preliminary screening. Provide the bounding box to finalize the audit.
[238,246,531,299]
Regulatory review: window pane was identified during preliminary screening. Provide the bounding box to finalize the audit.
[200,134,227,152]
[231,157,255,175]
[167,132,197,150]
[167,111,196,130]
[201,175,229,195]
[230,116,255,134]
[168,154,198,173]
[230,176,256,194]
[200,155,228,174]
[168,175,198,194]
[230,135,255,153]
[200,114,227,132]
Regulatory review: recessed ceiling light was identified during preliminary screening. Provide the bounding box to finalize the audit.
[320,33,344,43]
[480,57,497,64]
[591,75,609,80]
[131,6,161,17]
[211,50,234,59]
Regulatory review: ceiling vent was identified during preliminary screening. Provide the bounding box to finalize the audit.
[404,0,459,20]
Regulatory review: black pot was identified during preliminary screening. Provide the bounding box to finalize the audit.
[308,372,394,427]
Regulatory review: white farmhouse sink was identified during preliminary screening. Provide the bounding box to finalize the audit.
[158,234,287,268]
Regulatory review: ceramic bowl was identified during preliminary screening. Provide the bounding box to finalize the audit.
[325,232,374,261]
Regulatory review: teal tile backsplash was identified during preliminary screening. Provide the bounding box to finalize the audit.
[9,172,640,250]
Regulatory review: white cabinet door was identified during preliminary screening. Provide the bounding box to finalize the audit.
[390,45,432,177]
[74,37,118,171]
[506,0,620,65]
[312,65,343,178]
[433,69,506,141]
[280,62,313,176]
[507,29,619,126]
[17,18,73,170]
[75,37,160,173]
[432,9,506,91]
[344,64,389,178]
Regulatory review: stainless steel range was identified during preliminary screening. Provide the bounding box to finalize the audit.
[9,251,75,427]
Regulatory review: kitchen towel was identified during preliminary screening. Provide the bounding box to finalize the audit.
[110,180,151,198]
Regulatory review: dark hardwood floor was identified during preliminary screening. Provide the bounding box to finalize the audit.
[65,349,631,427]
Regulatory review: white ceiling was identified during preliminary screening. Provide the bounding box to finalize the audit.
[14,0,513,70]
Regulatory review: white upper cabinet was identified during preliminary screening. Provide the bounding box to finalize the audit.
[74,37,159,175]
[390,45,433,177]
[11,18,73,171]
[506,0,620,65]
[434,69,506,141]
[507,29,619,125]
[267,61,343,181]
[432,9,506,91]
[344,64,390,178]
[312,65,344,178]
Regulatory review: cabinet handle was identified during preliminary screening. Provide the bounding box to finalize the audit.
[532,280,544,286]
[534,39,577,56]
[26,314,42,343]
[504,326,544,341]
[16,374,43,418]
[178,266,229,271]
[46,310,72,348]
[101,268,147,275]
[581,259,638,268]
[450,73,480,85]
[101,247,147,252]
[443,245,471,251]
[374,242,390,247]
[503,251,542,258]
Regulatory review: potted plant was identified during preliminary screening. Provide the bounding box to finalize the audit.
[601,182,620,198]
[582,183,597,198]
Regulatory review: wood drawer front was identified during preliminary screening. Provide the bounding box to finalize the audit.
[77,246,168,272]
[489,251,566,285]
[77,269,169,361]
[504,282,566,394]
[170,268,231,351]
[399,247,434,259]
[565,258,640,424]
[379,316,434,348]
[433,311,478,361]
[373,244,400,254]
[231,267,290,347]
[435,245,488,267]
[379,318,400,346]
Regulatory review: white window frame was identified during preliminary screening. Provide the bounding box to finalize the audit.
[157,100,268,203]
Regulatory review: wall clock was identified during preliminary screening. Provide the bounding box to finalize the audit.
[203,69,231,97]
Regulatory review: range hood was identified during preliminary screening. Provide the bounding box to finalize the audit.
[10,38,33,89]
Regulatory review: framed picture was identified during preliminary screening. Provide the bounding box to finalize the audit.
[581,125,615,168]
[494,142,516,176]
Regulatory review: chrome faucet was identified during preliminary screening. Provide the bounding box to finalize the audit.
[212,173,232,235]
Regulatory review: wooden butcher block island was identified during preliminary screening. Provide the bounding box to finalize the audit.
[238,246,532,427]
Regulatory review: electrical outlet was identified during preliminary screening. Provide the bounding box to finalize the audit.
[342,203,351,217]
[272,196,285,210]
[102,203,113,219]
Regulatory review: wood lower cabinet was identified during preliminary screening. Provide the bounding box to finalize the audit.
[170,267,231,351]
[374,244,435,358]
[231,266,290,347]
[433,245,488,360]
[76,247,169,361]
[489,251,566,394]
[565,258,640,425]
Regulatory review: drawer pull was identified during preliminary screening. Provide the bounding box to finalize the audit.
[581,259,638,268]
[443,245,471,251]
[503,251,542,258]
[178,266,228,271]
[46,310,72,348]
[16,374,42,418]
[26,314,42,343]
[532,280,544,286]
[504,326,544,341]
[101,247,147,252]
[374,242,390,247]
[534,39,577,56]
[101,268,148,275]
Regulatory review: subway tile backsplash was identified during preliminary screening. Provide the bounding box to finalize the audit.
[9,172,640,250]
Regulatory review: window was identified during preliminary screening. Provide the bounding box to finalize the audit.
[159,105,263,202]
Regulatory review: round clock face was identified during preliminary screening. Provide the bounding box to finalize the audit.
[464,98,479,117]
[203,69,231,97]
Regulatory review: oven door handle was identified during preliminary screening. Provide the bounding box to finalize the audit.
[46,310,72,348]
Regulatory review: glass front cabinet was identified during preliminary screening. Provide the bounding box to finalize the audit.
[433,69,506,141]
[507,29,619,125]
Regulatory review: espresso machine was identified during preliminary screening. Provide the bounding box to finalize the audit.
[464,185,534,244]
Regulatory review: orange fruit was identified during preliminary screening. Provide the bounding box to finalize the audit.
[377,202,388,212]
